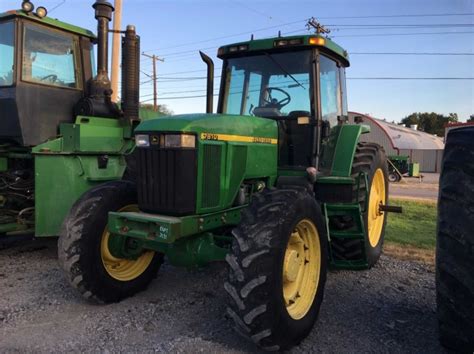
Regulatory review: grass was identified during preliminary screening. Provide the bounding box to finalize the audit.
[384,198,437,264]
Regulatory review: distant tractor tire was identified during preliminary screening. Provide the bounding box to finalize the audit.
[436,127,474,352]
[388,172,400,183]
[225,188,328,351]
[58,180,163,303]
[331,142,389,268]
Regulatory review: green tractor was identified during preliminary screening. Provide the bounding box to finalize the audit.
[59,24,402,350]
[0,1,145,240]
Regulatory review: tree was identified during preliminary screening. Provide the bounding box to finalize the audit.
[140,104,173,117]
[401,112,458,136]
[468,115,474,123]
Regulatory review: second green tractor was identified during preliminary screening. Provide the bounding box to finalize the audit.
[60,20,398,351]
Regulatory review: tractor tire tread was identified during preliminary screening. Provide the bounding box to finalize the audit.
[436,127,474,352]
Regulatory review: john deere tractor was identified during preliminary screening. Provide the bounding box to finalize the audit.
[59,28,400,350]
[0,1,145,239]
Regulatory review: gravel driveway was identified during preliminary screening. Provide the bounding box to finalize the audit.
[0,238,445,353]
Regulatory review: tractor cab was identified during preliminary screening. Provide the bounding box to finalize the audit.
[0,8,96,146]
[217,35,350,170]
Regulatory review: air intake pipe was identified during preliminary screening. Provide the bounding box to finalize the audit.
[121,25,140,122]
[199,51,214,114]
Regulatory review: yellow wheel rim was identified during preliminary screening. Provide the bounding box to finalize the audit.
[283,219,321,320]
[367,168,386,247]
[101,205,155,282]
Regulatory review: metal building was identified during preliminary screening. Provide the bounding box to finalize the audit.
[348,112,445,173]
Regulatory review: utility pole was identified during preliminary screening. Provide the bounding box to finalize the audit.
[306,17,331,35]
[111,0,122,103]
[141,53,164,111]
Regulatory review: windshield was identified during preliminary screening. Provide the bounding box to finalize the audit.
[0,22,15,86]
[22,24,80,89]
[221,51,313,118]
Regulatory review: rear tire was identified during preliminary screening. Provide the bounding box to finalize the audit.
[58,181,163,303]
[436,127,474,352]
[331,142,389,268]
[225,188,328,351]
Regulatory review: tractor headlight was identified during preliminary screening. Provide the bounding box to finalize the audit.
[135,134,150,147]
[164,134,196,148]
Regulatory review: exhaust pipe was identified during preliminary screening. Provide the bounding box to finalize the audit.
[121,25,140,122]
[75,1,120,118]
[199,51,214,114]
[91,0,114,97]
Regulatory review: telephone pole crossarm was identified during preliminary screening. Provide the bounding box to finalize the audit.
[141,53,164,111]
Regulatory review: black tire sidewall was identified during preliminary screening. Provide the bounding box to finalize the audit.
[63,181,161,303]
[364,149,389,267]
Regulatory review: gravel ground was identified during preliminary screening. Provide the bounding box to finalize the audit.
[0,238,445,353]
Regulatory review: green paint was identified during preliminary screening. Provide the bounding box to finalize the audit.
[218,35,349,66]
[32,117,131,237]
[0,10,95,39]
[0,157,7,172]
[34,154,126,236]
[324,203,368,270]
[0,223,28,234]
[166,233,229,267]
[59,117,132,153]
[107,207,241,266]
[136,113,278,214]
[108,206,243,246]
[319,124,364,178]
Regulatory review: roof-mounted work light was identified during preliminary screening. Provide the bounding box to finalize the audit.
[21,1,34,13]
[36,6,47,18]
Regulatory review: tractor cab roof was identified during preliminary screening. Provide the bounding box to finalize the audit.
[0,10,96,39]
[218,34,350,67]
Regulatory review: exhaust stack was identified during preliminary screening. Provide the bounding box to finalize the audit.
[91,0,113,97]
[199,51,214,114]
[75,0,120,118]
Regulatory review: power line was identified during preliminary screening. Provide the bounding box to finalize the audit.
[148,77,473,101]
[332,31,474,38]
[142,12,474,54]
[49,0,66,13]
[348,77,474,80]
[351,52,474,55]
[142,19,307,54]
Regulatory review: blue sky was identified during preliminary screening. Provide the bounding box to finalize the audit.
[2,0,473,121]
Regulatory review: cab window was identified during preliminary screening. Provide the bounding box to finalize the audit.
[0,22,15,86]
[319,55,341,128]
[22,24,81,89]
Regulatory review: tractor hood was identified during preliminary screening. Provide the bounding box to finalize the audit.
[135,113,278,142]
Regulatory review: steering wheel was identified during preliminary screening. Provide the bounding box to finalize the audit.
[40,74,58,83]
[262,87,291,109]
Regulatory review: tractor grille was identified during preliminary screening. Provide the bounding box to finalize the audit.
[201,144,222,208]
[137,147,197,215]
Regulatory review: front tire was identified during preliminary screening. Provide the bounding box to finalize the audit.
[225,188,328,351]
[58,181,163,303]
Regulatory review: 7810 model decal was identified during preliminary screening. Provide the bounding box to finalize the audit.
[200,133,277,145]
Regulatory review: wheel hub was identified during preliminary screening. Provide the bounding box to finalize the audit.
[284,249,302,282]
[282,219,321,320]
